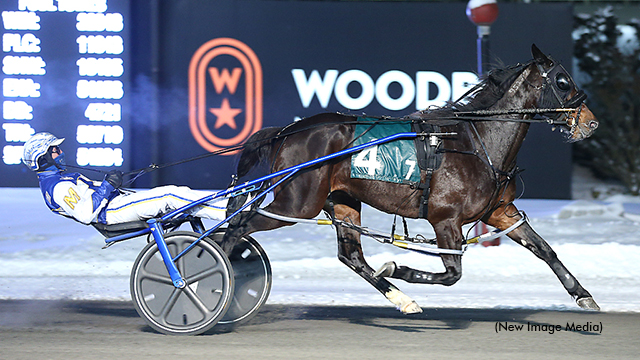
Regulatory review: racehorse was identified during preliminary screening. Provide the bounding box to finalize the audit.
[222,45,601,313]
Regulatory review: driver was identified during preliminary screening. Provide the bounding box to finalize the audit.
[22,132,229,225]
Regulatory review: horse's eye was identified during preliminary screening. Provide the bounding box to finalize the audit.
[555,73,571,91]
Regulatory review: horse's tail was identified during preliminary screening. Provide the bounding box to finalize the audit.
[236,126,282,179]
[226,127,282,222]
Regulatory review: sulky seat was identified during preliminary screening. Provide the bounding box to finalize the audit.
[92,220,149,239]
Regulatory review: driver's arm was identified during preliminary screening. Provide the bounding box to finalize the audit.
[51,177,117,224]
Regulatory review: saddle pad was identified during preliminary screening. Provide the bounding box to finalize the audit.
[350,118,420,184]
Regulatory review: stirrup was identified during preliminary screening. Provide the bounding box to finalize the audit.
[374,261,397,278]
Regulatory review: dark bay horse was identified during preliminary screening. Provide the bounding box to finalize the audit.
[222,45,600,313]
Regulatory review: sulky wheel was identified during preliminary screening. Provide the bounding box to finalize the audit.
[130,231,234,335]
[210,232,272,328]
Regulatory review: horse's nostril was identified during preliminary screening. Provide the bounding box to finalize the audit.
[589,121,599,130]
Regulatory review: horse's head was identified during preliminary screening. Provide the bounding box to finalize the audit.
[530,44,598,142]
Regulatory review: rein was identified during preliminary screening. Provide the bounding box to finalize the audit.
[63,105,579,186]
[449,107,578,125]
[123,144,245,184]
[119,106,576,185]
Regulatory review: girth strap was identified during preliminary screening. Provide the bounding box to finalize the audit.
[418,170,434,219]
[411,122,444,219]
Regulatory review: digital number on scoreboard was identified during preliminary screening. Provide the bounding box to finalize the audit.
[1,0,129,186]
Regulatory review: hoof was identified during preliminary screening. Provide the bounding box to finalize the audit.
[577,297,600,311]
[400,301,423,315]
[385,288,422,315]
[374,261,397,278]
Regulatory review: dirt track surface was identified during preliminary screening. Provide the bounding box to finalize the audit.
[1,300,639,359]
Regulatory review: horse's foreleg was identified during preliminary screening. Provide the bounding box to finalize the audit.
[377,219,463,286]
[332,201,422,314]
[486,207,600,310]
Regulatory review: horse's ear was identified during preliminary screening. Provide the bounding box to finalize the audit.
[531,44,549,63]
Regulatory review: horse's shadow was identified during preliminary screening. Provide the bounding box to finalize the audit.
[215,305,537,333]
[222,305,600,335]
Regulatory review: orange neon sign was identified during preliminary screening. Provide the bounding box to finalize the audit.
[188,38,263,154]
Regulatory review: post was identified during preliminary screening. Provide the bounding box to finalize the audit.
[467,0,501,245]
[466,0,499,75]
[477,25,491,75]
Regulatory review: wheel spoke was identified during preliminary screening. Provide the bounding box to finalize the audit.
[185,263,225,283]
[182,285,209,315]
[159,287,181,320]
[139,268,173,285]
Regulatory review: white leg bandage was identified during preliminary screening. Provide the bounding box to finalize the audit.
[385,288,423,314]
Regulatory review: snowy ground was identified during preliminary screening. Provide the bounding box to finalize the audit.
[1,166,639,312]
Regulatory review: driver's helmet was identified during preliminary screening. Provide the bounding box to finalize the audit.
[22,132,65,171]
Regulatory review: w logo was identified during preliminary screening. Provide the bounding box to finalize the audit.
[188,38,263,153]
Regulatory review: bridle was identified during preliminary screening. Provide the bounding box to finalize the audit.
[536,60,587,109]
[446,58,595,141]
[534,59,591,138]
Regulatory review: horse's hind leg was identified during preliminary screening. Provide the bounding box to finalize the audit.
[376,218,463,286]
[221,209,292,253]
[329,193,422,314]
[486,206,600,310]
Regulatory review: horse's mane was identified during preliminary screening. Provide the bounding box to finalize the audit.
[413,60,534,121]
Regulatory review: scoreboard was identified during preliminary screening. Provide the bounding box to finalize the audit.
[1,0,129,186]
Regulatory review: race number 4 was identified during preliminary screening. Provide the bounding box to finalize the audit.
[353,145,382,175]
[354,145,417,180]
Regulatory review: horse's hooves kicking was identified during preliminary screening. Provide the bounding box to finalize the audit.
[374,261,397,278]
[400,301,423,315]
[577,297,601,311]
[384,288,423,314]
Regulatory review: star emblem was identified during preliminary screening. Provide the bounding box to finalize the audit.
[209,98,242,130]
